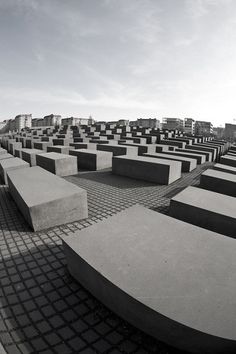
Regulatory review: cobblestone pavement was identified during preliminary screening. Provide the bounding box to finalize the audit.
[0,162,213,354]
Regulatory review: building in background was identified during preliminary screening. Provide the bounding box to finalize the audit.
[194,121,213,136]
[213,127,225,140]
[225,123,236,142]
[162,117,184,131]
[14,114,32,131]
[61,117,91,126]
[136,118,160,129]
[184,118,195,135]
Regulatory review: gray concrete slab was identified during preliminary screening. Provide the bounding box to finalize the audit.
[33,141,53,151]
[7,166,88,231]
[169,186,236,238]
[213,163,236,175]
[175,148,206,164]
[0,153,14,161]
[143,152,196,172]
[0,157,30,184]
[21,148,45,166]
[63,205,236,354]
[47,145,75,154]
[220,155,236,167]
[36,152,78,176]
[112,155,181,184]
[185,145,213,161]
[97,143,138,157]
[69,149,113,170]
[200,169,236,197]
[153,150,205,165]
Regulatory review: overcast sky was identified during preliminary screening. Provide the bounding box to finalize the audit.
[0,0,236,126]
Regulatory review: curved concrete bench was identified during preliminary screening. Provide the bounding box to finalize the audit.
[7,166,88,231]
[63,205,236,353]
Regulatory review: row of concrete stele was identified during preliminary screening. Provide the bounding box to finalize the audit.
[0,130,225,231]
[0,131,234,354]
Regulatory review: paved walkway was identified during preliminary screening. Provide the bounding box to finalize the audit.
[0,163,213,354]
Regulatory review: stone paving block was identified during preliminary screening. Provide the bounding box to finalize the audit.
[36,152,78,176]
[63,204,236,354]
[169,186,236,238]
[7,166,88,231]
[0,157,30,184]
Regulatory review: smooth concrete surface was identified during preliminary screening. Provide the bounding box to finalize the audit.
[185,145,213,161]
[0,153,14,161]
[169,186,236,238]
[63,205,236,354]
[7,166,88,231]
[112,155,181,184]
[220,155,236,168]
[47,145,74,154]
[192,144,217,161]
[21,148,45,166]
[144,152,196,172]
[0,157,30,184]
[174,149,206,164]
[213,163,236,175]
[36,152,78,176]
[0,148,7,155]
[152,150,204,165]
[33,141,53,151]
[118,142,156,156]
[200,169,236,197]
[69,142,97,150]
[97,143,138,157]
[9,142,22,155]
[69,149,112,170]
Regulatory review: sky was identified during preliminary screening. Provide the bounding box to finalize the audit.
[0,0,236,126]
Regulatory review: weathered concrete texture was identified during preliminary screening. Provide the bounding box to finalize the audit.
[33,141,53,151]
[36,152,78,176]
[112,155,181,184]
[69,149,113,170]
[21,148,45,166]
[169,186,236,238]
[0,157,30,184]
[144,152,197,172]
[200,169,236,197]
[7,166,88,231]
[185,145,213,161]
[63,205,236,354]
[97,143,138,157]
[47,145,74,154]
[213,163,236,175]
[220,155,236,167]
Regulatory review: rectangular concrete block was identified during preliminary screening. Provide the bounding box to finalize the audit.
[0,157,30,184]
[7,166,88,231]
[97,143,138,157]
[36,152,78,176]
[200,169,236,197]
[220,155,236,167]
[213,163,236,175]
[112,155,181,184]
[21,149,45,166]
[0,153,14,161]
[33,141,53,151]
[47,145,74,155]
[169,186,236,238]
[69,149,112,170]
[143,152,197,172]
[185,145,213,161]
